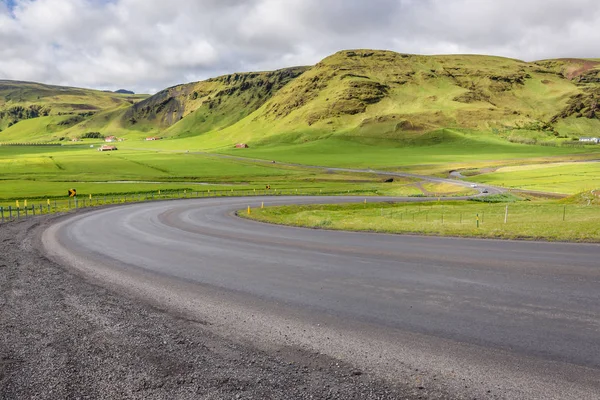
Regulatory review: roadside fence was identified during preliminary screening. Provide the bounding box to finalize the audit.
[0,187,367,224]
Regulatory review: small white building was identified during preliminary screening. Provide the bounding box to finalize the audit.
[579,137,599,144]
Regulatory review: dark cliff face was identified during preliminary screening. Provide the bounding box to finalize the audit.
[122,67,308,129]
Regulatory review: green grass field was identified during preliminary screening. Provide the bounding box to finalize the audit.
[242,197,600,242]
[467,161,600,194]
[1,137,598,202]
[1,145,479,203]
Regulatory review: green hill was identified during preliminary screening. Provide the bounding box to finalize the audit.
[0,80,148,142]
[192,50,600,148]
[120,66,308,137]
[2,50,599,148]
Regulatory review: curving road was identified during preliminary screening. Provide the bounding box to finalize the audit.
[43,197,600,399]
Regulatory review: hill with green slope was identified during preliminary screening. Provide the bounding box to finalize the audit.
[2,50,599,148]
[121,66,308,136]
[0,80,148,140]
[174,50,599,149]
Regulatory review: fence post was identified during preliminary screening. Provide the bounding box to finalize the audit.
[25,206,28,218]
[0,207,3,223]
[504,205,508,224]
[563,206,566,222]
[17,207,20,220]
[75,197,78,209]
[32,205,35,216]
[9,206,12,220]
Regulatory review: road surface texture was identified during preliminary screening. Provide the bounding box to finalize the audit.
[2,213,413,400]
[36,196,600,399]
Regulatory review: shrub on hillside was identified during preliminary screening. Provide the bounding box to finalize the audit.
[81,132,104,139]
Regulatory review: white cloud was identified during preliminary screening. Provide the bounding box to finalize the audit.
[0,0,599,93]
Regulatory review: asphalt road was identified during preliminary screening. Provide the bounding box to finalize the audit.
[42,196,600,399]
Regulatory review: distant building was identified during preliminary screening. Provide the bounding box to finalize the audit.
[98,145,118,152]
[579,137,599,144]
[105,136,117,142]
[146,137,161,141]
[71,138,81,142]
[235,143,249,148]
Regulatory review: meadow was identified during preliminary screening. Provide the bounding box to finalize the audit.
[1,132,598,205]
[0,144,477,205]
[468,161,600,194]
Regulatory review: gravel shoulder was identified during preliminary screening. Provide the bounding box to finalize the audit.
[0,213,440,400]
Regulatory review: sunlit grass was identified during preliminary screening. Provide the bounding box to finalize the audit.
[243,199,600,242]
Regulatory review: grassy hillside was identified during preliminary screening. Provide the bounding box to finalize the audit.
[121,67,308,137]
[0,80,147,141]
[156,50,600,150]
[2,50,599,151]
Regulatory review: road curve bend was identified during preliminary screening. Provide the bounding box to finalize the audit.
[42,197,600,400]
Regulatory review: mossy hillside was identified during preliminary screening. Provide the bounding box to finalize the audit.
[51,50,600,149]
[175,50,599,149]
[44,67,309,142]
[120,67,308,135]
[534,58,600,81]
[3,49,600,150]
[0,80,147,132]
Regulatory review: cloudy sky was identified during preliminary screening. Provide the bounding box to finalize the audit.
[1,0,599,94]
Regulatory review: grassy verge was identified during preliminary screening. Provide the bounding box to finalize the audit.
[241,198,600,242]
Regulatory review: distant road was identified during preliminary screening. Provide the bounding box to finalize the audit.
[43,196,600,399]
